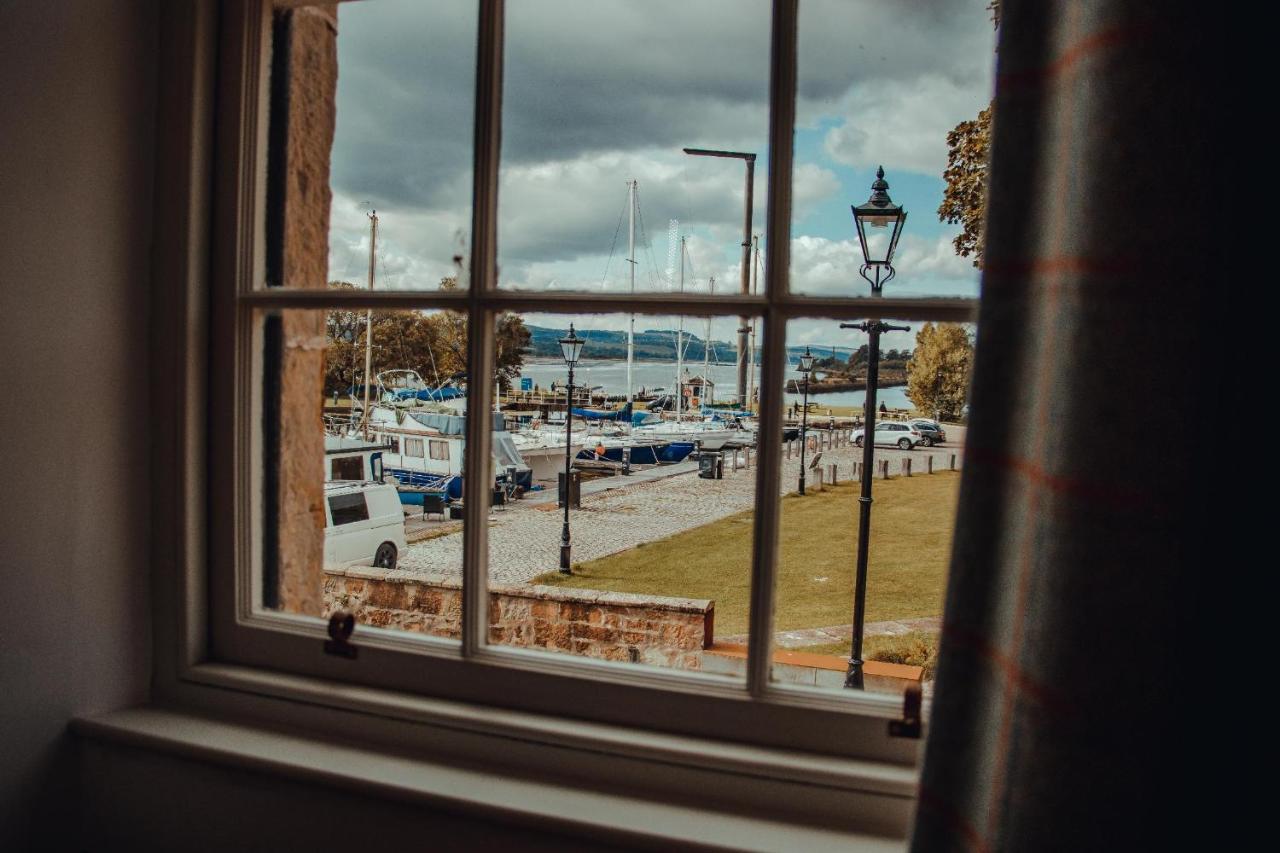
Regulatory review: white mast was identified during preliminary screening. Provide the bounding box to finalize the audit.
[676,236,685,421]
[361,209,378,439]
[704,275,713,408]
[626,179,636,405]
[747,234,759,412]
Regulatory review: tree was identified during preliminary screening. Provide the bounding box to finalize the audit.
[906,322,974,421]
[324,277,531,396]
[937,2,999,268]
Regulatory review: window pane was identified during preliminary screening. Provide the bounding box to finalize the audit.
[266,0,478,290]
[788,1,996,299]
[259,308,467,644]
[769,317,974,697]
[480,310,763,680]
[497,0,770,298]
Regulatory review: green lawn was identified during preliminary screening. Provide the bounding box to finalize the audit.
[534,472,961,637]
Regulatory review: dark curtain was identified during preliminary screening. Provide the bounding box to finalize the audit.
[912,2,1215,850]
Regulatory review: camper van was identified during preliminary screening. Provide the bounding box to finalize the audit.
[323,482,407,571]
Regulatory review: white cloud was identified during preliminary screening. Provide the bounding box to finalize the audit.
[789,233,977,297]
[822,75,990,176]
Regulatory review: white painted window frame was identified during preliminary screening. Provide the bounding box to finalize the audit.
[152,0,979,828]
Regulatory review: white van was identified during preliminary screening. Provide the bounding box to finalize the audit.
[323,482,408,570]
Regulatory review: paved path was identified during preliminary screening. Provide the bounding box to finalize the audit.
[720,617,943,649]
[397,430,965,585]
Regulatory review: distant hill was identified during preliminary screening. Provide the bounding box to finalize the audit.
[524,325,855,364]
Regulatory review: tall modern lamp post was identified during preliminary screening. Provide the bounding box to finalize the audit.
[682,147,755,407]
[840,166,909,689]
[796,346,815,495]
[558,324,584,574]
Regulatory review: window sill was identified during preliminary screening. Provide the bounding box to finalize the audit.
[72,702,912,851]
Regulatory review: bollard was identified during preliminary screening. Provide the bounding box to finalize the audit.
[903,457,912,477]
[927,455,933,475]
[744,448,751,468]
[880,460,890,480]
[815,468,824,491]
[786,440,792,460]
[950,453,957,471]
[732,449,740,472]
[830,463,838,484]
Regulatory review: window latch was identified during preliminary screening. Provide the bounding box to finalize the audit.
[324,612,358,659]
[889,683,922,739]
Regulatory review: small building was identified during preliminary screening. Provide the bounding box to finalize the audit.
[680,374,715,409]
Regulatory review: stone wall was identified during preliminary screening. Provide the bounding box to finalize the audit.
[323,568,714,670]
[276,5,338,615]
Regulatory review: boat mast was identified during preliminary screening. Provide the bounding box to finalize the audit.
[361,209,378,439]
[704,275,713,409]
[748,234,759,412]
[626,179,636,406]
[676,236,685,421]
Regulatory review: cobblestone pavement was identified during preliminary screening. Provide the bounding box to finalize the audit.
[397,429,965,585]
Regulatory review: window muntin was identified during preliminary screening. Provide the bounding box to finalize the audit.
[429,440,449,461]
[404,438,424,458]
[209,0,985,760]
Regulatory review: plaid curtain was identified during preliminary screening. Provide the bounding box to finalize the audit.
[911,3,1211,850]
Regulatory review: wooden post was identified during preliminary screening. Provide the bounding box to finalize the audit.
[786,440,792,459]
[830,463,837,484]
[744,447,751,468]
[880,459,889,480]
[950,453,957,470]
[903,457,912,477]
[815,468,824,491]
[927,455,934,474]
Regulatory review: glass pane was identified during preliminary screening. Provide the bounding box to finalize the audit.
[260,308,470,645]
[769,316,975,697]
[265,0,478,290]
[481,311,763,680]
[789,1,997,298]
[497,0,770,297]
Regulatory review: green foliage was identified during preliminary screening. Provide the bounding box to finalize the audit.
[906,322,974,421]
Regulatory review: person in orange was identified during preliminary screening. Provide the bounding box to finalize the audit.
[595,441,607,458]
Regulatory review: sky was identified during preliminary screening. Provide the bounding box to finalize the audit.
[323,0,996,356]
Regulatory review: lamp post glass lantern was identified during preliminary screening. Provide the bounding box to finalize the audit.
[842,166,908,689]
[797,346,815,496]
[851,166,907,293]
[558,324,584,573]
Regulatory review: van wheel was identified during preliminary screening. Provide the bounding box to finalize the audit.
[374,542,398,570]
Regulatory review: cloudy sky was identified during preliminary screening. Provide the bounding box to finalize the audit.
[325,0,996,353]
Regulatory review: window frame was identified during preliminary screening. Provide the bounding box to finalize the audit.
[181,0,980,774]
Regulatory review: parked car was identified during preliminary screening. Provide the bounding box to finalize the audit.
[852,422,923,450]
[909,419,947,447]
[323,481,407,570]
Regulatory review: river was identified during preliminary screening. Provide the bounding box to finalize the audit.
[516,358,913,410]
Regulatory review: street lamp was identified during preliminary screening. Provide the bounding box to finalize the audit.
[797,346,815,495]
[558,324,584,574]
[851,165,907,294]
[841,166,909,689]
[683,147,755,407]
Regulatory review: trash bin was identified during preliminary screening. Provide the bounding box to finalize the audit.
[558,470,581,508]
[699,453,724,480]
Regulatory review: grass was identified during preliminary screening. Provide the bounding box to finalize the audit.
[533,472,961,637]
[796,632,941,679]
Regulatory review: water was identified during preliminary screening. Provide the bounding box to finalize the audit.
[517,358,912,411]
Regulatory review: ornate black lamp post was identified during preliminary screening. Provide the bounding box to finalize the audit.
[796,346,815,495]
[558,324,584,574]
[840,166,909,689]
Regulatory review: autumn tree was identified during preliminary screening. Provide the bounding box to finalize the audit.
[324,277,530,396]
[937,1,999,268]
[906,322,974,421]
